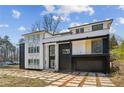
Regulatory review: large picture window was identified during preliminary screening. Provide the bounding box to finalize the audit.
[92,39,103,54]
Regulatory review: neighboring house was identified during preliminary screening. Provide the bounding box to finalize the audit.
[19,19,113,73]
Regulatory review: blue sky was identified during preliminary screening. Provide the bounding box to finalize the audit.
[0,5,124,45]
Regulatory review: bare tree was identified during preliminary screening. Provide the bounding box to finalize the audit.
[31,14,61,35]
[42,14,61,35]
[31,20,42,32]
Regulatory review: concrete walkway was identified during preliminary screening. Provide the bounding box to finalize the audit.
[0,68,115,87]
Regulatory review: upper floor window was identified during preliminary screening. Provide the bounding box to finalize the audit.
[28,46,40,53]
[80,28,84,33]
[92,24,103,31]
[27,34,40,42]
[37,46,40,53]
[76,29,80,33]
[76,28,84,34]
[36,34,40,40]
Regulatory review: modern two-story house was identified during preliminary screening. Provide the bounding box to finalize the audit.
[19,19,113,73]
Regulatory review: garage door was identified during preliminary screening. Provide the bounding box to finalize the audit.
[72,57,105,72]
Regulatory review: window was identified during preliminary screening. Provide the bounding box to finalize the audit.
[28,46,39,53]
[50,59,54,68]
[32,35,35,41]
[49,45,55,56]
[34,59,37,65]
[28,59,39,66]
[37,46,40,53]
[92,24,103,31]
[36,59,39,65]
[76,28,84,34]
[76,29,80,33]
[80,28,84,33]
[30,47,33,53]
[36,35,40,40]
[28,59,33,66]
[92,39,103,53]
[34,47,37,53]
[28,47,30,53]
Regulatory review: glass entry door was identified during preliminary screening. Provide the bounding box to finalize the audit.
[49,45,55,69]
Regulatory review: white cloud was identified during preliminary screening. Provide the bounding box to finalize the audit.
[117,17,124,24]
[118,5,124,10]
[18,26,26,32]
[52,15,70,22]
[44,5,55,13]
[60,29,69,33]
[0,24,9,28]
[93,19,98,22]
[69,22,81,27]
[12,9,21,19]
[41,5,55,15]
[110,27,117,33]
[57,5,94,16]
[41,5,94,22]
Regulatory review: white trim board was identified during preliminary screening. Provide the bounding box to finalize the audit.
[42,29,109,43]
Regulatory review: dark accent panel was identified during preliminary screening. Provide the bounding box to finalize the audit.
[72,55,107,73]
[59,43,72,72]
[103,35,110,73]
[103,35,109,54]
[19,43,25,69]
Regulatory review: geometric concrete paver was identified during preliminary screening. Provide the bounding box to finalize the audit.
[0,68,115,87]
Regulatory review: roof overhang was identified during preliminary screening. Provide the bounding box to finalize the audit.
[42,29,109,44]
[68,19,113,29]
[22,31,53,36]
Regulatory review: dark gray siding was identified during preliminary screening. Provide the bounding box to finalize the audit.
[19,43,25,69]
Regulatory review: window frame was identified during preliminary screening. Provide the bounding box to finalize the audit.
[80,28,84,33]
[37,46,40,53]
[92,24,103,31]
[76,29,80,34]
[91,39,103,54]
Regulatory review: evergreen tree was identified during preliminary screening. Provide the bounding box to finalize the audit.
[110,34,118,49]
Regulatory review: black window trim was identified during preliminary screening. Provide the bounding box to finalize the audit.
[92,23,103,31]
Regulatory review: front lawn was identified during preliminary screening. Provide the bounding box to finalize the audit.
[0,74,48,87]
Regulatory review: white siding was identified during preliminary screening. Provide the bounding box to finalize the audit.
[24,32,52,69]
[70,21,110,34]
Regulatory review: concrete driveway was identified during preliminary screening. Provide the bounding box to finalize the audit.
[0,67,115,87]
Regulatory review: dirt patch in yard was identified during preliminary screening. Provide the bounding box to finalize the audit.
[110,62,124,87]
[0,75,48,87]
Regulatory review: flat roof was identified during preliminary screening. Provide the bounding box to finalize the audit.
[22,30,53,36]
[68,19,113,29]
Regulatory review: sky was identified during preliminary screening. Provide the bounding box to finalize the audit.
[0,5,124,45]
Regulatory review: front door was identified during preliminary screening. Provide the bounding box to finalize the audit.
[49,45,55,69]
[59,43,72,71]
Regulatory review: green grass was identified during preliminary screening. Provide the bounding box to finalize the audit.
[111,48,124,62]
[0,74,48,87]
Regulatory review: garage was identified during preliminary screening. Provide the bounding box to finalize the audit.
[72,55,106,72]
